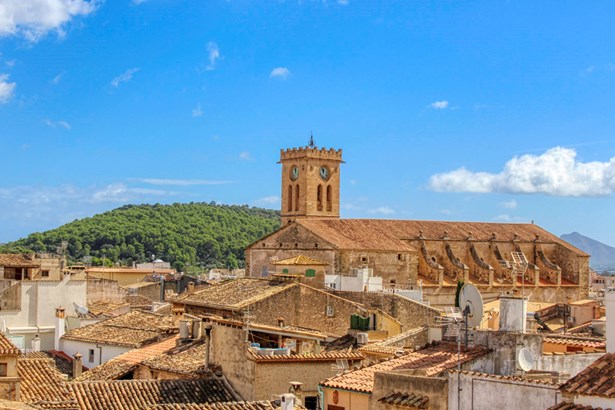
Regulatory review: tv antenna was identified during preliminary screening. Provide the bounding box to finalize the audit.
[499,252,529,297]
[517,347,534,372]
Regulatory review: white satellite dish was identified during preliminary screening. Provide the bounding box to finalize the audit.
[73,303,89,317]
[518,347,534,372]
[458,283,484,328]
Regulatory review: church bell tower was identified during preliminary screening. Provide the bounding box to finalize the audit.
[279,137,343,225]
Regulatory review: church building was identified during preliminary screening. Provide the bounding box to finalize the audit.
[245,141,590,303]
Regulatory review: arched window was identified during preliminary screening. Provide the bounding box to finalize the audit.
[287,185,293,212]
[295,184,300,212]
[317,185,323,211]
[326,185,332,211]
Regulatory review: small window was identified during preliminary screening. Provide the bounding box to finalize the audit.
[326,306,334,317]
[397,254,403,261]
[88,349,95,363]
[361,256,368,263]
[0,363,7,377]
[41,270,50,277]
[306,269,316,278]
[282,269,289,274]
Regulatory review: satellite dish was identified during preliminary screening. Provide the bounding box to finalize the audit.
[518,347,534,371]
[73,303,89,317]
[458,283,484,327]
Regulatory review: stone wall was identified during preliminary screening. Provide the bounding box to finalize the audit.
[536,353,603,380]
[370,372,448,410]
[330,291,440,330]
[209,322,256,401]
[339,250,415,285]
[87,278,128,304]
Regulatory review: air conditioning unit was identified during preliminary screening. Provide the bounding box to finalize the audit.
[280,394,295,410]
[356,332,368,345]
[326,306,334,317]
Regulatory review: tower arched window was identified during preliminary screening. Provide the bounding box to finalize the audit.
[295,184,300,212]
[326,185,332,211]
[287,185,293,212]
[317,185,323,211]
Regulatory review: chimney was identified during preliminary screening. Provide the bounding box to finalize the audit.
[55,306,66,351]
[277,317,286,328]
[172,307,185,326]
[498,296,527,333]
[31,334,41,352]
[179,319,192,341]
[73,353,83,379]
[187,282,195,295]
[203,322,212,369]
[606,291,615,353]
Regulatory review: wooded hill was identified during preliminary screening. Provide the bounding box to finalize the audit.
[0,203,280,271]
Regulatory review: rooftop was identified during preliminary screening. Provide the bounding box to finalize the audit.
[248,348,364,363]
[76,335,179,381]
[69,379,236,410]
[61,311,176,348]
[0,254,40,268]
[0,331,21,356]
[23,351,86,378]
[86,267,175,274]
[17,358,79,410]
[147,402,305,409]
[543,336,606,350]
[283,219,588,255]
[272,255,329,266]
[175,278,296,309]
[378,392,429,409]
[320,343,491,393]
[141,340,209,377]
[560,353,615,398]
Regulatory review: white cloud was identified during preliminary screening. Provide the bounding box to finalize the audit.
[0,74,16,103]
[501,199,517,209]
[5,59,15,68]
[430,100,449,109]
[91,184,180,203]
[270,67,291,79]
[132,0,148,4]
[130,178,233,186]
[43,119,71,129]
[192,103,203,117]
[206,42,220,71]
[111,67,139,88]
[239,151,252,160]
[338,0,349,5]
[0,0,98,42]
[429,146,615,197]
[51,71,65,85]
[254,195,280,206]
[368,206,395,215]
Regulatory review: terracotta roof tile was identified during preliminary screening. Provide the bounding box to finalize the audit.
[69,379,236,410]
[0,332,21,355]
[147,402,305,409]
[0,254,40,268]
[378,392,429,409]
[560,353,615,398]
[292,219,587,255]
[141,341,209,376]
[175,278,296,309]
[248,348,364,363]
[544,337,606,349]
[23,351,86,378]
[76,335,180,381]
[320,343,490,393]
[547,403,603,410]
[272,255,329,266]
[17,358,79,410]
[61,311,176,348]
[450,370,558,386]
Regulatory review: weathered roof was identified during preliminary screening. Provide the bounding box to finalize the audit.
[175,278,296,309]
[61,311,176,348]
[76,336,179,381]
[69,379,236,410]
[86,300,130,317]
[141,341,209,376]
[248,348,364,363]
[290,219,588,255]
[378,392,429,409]
[0,254,39,268]
[484,299,557,314]
[547,403,602,410]
[560,353,615,398]
[86,268,175,274]
[23,351,86,378]
[272,255,329,266]
[17,358,79,410]
[0,332,21,355]
[320,343,490,393]
[544,336,605,350]
[146,402,305,410]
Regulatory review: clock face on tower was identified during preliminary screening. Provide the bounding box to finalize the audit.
[290,166,299,181]
[319,166,330,181]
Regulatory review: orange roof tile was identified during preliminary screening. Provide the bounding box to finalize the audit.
[272,255,329,266]
[544,337,605,349]
[0,254,39,268]
[559,353,615,398]
[0,332,20,355]
[248,348,363,363]
[17,358,79,409]
[320,343,490,393]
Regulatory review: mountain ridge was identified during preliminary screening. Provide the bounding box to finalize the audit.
[560,232,615,269]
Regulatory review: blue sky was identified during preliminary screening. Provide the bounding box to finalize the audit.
[1,1,615,247]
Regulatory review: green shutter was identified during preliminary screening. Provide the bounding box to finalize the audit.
[305,269,316,277]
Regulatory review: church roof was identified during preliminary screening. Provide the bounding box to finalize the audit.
[272,255,329,266]
[293,219,588,255]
